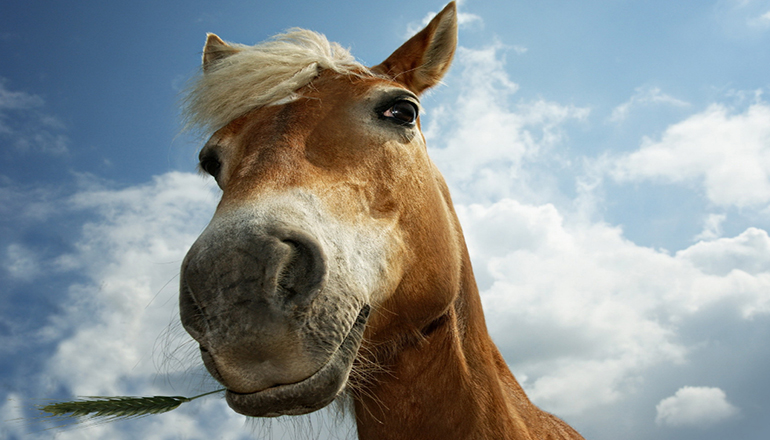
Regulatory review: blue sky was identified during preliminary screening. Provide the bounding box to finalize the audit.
[2,1,770,439]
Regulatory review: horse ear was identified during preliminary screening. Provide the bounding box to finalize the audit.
[202,33,241,71]
[372,2,458,95]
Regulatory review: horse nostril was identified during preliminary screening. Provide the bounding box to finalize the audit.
[277,240,302,298]
[180,226,328,342]
[277,236,326,306]
[179,281,208,341]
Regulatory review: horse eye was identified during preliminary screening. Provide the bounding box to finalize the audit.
[384,100,418,125]
[200,157,221,178]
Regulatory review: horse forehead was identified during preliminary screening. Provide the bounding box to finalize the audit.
[301,73,412,116]
[314,70,404,97]
[216,74,421,198]
[226,74,415,155]
[218,74,402,142]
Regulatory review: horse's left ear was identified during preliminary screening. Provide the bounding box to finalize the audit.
[202,33,242,72]
[372,2,458,95]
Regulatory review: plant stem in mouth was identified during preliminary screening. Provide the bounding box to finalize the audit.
[38,388,227,421]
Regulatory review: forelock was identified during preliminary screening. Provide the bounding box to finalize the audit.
[182,28,371,133]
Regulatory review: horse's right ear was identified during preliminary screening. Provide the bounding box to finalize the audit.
[371,2,458,95]
[202,33,241,71]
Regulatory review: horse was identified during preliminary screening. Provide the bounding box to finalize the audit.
[179,3,585,439]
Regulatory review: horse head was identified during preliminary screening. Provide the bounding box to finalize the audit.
[179,3,461,418]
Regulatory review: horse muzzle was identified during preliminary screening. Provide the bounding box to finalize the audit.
[179,214,368,416]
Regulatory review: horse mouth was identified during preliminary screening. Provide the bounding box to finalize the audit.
[225,305,370,417]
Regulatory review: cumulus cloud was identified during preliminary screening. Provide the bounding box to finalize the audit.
[424,44,589,204]
[655,386,739,427]
[678,227,770,278]
[611,102,770,208]
[457,198,770,416]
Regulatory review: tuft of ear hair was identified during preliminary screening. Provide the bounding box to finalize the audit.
[372,2,458,95]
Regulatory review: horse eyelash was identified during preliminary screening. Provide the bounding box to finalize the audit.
[199,156,222,178]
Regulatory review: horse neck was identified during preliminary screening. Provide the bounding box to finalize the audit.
[353,244,546,440]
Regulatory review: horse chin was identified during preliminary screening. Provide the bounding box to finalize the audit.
[225,305,370,417]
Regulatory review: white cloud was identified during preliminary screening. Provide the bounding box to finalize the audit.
[511,45,528,55]
[611,102,770,208]
[694,213,727,241]
[0,80,44,110]
[609,86,689,122]
[41,172,219,396]
[678,227,770,278]
[424,44,589,204]
[404,1,483,37]
[458,12,483,29]
[0,79,68,154]
[655,386,739,427]
[715,0,770,33]
[0,183,63,221]
[3,243,41,280]
[19,173,234,438]
[748,10,770,27]
[456,198,770,415]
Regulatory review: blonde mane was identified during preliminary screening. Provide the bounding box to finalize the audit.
[183,28,371,133]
